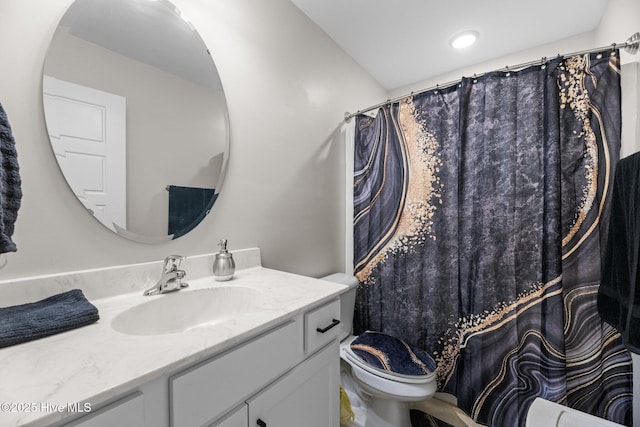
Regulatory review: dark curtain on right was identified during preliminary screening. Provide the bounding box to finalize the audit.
[353,51,632,426]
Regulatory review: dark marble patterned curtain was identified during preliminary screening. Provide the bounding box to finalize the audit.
[353,51,632,426]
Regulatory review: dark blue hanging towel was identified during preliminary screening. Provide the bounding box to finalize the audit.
[167,185,216,238]
[0,103,22,253]
[598,152,640,354]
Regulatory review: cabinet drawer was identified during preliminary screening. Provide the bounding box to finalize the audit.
[171,320,299,427]
[304,299,340,354]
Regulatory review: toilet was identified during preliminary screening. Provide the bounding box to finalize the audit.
[322,273,437,427]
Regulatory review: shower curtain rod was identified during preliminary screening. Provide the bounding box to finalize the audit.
[344,31,640,123]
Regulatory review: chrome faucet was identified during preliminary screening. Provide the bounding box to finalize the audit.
[143,255,189,296]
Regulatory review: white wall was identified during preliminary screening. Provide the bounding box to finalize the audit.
[0,0,386,280]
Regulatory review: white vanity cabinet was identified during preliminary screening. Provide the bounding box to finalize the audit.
[60,298,341,427]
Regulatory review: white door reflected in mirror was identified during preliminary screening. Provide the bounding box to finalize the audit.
[43,76,126,233]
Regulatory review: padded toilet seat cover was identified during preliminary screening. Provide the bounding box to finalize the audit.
[349,331,437,378]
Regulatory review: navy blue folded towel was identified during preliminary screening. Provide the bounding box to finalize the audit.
[0,289,99,348]
[350,331,436,377]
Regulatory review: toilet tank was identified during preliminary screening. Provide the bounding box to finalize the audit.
[321,273,359,341]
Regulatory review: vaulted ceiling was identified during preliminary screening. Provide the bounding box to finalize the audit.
[290,0,609,90]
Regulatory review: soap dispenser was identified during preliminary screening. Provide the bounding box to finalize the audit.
[213,239,235,281]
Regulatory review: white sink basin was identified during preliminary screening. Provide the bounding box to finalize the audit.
[111,286,263,335]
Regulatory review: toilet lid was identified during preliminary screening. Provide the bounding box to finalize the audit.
[343,348,436,384]
[348,331,437,382]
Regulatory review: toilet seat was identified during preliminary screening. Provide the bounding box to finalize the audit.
[340,338,437,405]
[342,344,436,384]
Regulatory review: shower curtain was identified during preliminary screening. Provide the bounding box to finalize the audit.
[353,51,632,426]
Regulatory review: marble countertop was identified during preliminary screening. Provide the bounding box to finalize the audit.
[0,266,348,427]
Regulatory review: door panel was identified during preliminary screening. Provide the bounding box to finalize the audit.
[43,75,126,231]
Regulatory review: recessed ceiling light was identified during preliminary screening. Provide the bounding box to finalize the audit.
[451,31,478,49]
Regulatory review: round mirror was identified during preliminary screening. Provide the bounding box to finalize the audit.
[42,0,229,243]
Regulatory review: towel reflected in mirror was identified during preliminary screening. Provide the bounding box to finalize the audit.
[167,185,217,239]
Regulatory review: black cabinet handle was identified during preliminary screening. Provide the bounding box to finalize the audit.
[316,319,340,333]
[257,419,267,427]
